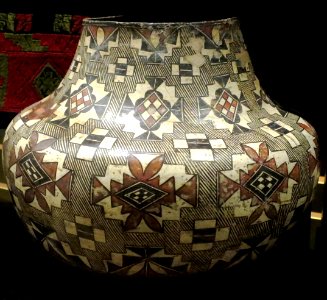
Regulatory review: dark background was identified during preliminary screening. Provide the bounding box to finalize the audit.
[0,1,325,168]
[1,198,325,299]
[0,1,326,298]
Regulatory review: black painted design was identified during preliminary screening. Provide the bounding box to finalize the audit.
[2,17,318,275]
[135,91,169,130]
[267,121,290,134]
[193,228,216,243]
[244,165,285,201]
[115,182,167,210]
[211,88,241,123]
[19,153,51,187]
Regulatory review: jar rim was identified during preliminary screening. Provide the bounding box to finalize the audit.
[82,16,238,27]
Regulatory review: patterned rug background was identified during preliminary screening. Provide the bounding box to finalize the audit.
[0,12,85,112]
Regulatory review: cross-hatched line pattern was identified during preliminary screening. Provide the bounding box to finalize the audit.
[70,128,117,161]
[180,220,230,251]
[64,215,106,251]
[173,133,226,161]
[2,17,318,275]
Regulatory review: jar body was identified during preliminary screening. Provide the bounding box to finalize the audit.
[2,18,319,275]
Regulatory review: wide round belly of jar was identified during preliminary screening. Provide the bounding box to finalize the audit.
[2,17,319,276]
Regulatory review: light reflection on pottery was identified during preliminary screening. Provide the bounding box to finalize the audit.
[2,17,319,276]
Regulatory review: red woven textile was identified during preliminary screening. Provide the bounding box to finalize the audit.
[0,13,85,112]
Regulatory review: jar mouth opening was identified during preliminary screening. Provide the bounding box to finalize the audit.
[82,16,238,27]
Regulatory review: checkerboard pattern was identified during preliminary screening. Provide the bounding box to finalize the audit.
[213,90,239,122]
[232,60,249,81]
[108,57,135,82]
[180,219,230,251]
[2,19,319,275]
[64,215,106,251]
[115,182,168,210]
[173,133,226,161]
[135,91,169,129]
[172,57,200,84]
[69,87,92,114]
[68,54,82,80]
[244,165,285,201]
[70,128,117,161]
[260,118,300,147]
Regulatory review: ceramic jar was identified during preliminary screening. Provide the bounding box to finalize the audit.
[2,17,319,275]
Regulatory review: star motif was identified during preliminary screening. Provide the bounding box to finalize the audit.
[92,154,198,232]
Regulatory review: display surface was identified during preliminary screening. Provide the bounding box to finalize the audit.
[2,17,320,275]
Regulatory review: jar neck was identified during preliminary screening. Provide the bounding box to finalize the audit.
[56,18,262,112]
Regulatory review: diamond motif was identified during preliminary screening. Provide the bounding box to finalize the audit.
[135,91,169,129]
[244,165,284,201]
[18,153,52,187]
[213,90,239,122]
[34,64,62,98]
[69,87,92,114]
[115,182,168,210]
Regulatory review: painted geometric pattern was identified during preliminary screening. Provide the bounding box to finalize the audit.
[130,27,180,64]
[232,48,252,82]
[19,152,52,186]
[24,218,93,269]
[69,87,92,114]
[26,224,92,269]
[173,133,226,161]
[105,247,190,276]
[135,91,169,129]
[218,142,300,224]
[260,117,300,148]
[198,78,251,133]
[209,235,277,270]
[92,154,198,232]
[172,57,200,84]
[70,128,117,161]
[180,219,230,251]
[68,54,82,80]
[213,90,239,122]
[64,216,106,251]
[7,132,72,213]
[50,77,112,128]
[2,18,319,275]
[117,78,183,140]
[243,165,284,201]
[108,57,135,82]
[11,94,58,130]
